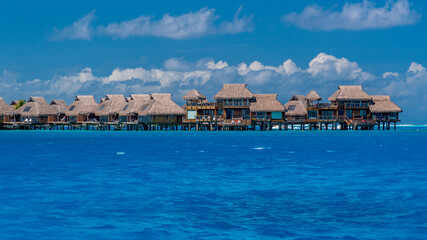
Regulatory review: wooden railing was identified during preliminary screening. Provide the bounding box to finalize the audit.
[195,115,223,121]
[186,102,216,107]
[252,116,272,121]
[223,119,251,124]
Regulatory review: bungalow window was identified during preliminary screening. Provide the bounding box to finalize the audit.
[187,110,196,119]
[242,109,250,120]
[390,113,397,119]
[271,112,282,120]
[237,99,242,106]
[256,112,267,119]
[360,110,367,118]
[98,105,105,111]
[354,101,360,107]
[288,105,296,111]
[233,99,238,106]
[321,111,333,120]
[122,105,129,111]
[308,111,317,119]
[68,106,76,111]
[23,106,31,112]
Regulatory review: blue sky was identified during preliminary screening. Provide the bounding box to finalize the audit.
[0,0,426,123]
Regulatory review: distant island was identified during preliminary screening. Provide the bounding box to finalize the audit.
[0,84,401,131]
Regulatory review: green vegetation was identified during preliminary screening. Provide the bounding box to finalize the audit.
[14,99,26,110]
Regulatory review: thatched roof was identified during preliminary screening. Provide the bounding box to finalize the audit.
[284,100,307,117]
[14,97,56,117]
[141,93,185,116]
[328,86,371,101]
[250,94,285,112]
[183,89,207,101]
[305,90,322,101]
[95,94,127,116]
[0,97,14,115]
[214,84,255,100]
[119,94,152,116]
[50,100,68,114]
[369,95,402,113]
[65,95,98,116]
[290,95,306,101]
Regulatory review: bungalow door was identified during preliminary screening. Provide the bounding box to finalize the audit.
[226,109,233,120]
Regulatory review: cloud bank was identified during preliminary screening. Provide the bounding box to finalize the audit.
[51,7,253,40]
[1,53,426,123]
[283,0,420,30]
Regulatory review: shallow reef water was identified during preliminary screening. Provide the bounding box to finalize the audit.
[0,129,426,239]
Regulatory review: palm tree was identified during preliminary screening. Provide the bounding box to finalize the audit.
[14,99,26,110]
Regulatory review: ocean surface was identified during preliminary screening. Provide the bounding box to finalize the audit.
[0,128,426,240]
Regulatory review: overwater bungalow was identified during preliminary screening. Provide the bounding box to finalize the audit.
[0,97,15,123]
[119,94,152,123]
[13,97,57,124]
[213,84,255,128]
[95,94,127,123]
[139,93,185,128]
[49,100,68,122]
[327,85,375,129]
[370,95,402,130]
[66,95,99,123]
[183,89,218,127]
[250,94,285,130]
[284,95,307,125]
[305,90,322,121]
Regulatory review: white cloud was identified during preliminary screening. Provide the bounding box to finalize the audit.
[206,60,228,70]
[102,68,148,84]
[307,53,373,81]
[406,62,427,84]
[383,72,399,78]
[100,8,217,39]
[283,0,420,30]
[408,61,426,73]
[52,7,253,40]
[51,10,96,40]
[282,59,300,75]
[237,60,300,76]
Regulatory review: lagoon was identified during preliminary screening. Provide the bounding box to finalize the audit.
[0,129,426,239]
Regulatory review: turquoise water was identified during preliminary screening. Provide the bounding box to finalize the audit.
[0,129,426,239]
